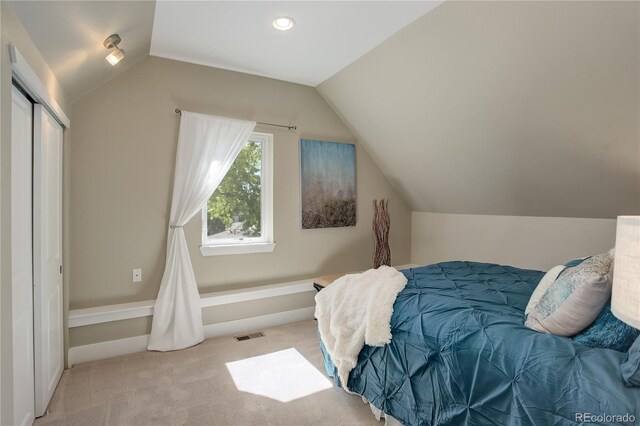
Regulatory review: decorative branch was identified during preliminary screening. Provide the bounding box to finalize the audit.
[372,199,391,268]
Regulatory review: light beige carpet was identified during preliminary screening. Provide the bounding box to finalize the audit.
[34,320,380,426]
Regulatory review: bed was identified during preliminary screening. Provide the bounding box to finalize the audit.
[319,261,640,425]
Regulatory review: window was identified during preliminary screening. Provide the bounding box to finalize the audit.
[200,133,274,256]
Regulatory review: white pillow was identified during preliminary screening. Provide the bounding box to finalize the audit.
[525,265,565,316]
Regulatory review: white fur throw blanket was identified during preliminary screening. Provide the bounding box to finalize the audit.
[315,266,408,390]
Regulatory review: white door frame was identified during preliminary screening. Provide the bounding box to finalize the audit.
[10,45,70,421]
[10,46,70,128]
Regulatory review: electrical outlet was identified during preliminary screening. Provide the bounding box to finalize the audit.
[133,268,142,283]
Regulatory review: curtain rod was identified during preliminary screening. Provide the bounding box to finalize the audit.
[174,109,297,131]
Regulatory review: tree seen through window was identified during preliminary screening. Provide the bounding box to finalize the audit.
[207,140,262,240]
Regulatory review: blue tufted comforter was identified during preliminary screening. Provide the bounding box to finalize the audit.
[319,262,640,425]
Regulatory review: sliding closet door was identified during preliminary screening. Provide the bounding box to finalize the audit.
[11,87,35,426]
[33,105,64,417]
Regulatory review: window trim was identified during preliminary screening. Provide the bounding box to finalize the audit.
[200,132,275,256]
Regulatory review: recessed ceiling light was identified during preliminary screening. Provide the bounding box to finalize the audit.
[273,16,295,31]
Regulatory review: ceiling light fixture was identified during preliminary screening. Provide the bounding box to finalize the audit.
[103,34,125,66]
[272,16,295,31]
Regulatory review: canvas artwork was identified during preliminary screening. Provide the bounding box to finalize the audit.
[300,139,356,229]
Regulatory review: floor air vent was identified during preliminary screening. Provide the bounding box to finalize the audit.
[234,331,265,341]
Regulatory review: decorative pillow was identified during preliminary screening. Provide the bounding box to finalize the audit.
[525,252,613,336]
[525,265,565,316]
[573,303,640,352]
[563,257,590,268]
[556,256,590,278]
[525,257,591,316]
[621,336,640,387]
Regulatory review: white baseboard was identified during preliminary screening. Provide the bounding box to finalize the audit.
[68,334,150,367]
[68,280,315,328]
[69,264,418,328]
[68,306,316,367]
[67,264,419,366]
[202,306,315,339]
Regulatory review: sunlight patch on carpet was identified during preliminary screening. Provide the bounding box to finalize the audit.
[225,348,333,402]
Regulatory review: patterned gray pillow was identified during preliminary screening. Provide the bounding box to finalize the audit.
[525,252,613,336]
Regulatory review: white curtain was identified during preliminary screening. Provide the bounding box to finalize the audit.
[148,111,256,351]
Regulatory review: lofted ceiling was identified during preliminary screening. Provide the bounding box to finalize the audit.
[8,1,638,219]
[318,1,640,219]
[150,1,441,86]
[8,1,155,102]
[8,0,441,102]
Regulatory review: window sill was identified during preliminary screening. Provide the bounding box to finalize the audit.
[200,242,276,256]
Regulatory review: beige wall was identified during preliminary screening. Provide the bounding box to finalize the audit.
[69,56,411,317]
[412,212,616,271]
[0,4,70,423]
[318,1,640,219]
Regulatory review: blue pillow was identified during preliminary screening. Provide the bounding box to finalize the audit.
[621,336,640,387]
[573,303,640,352]
[557,256,590,278]
[564,257,590,268]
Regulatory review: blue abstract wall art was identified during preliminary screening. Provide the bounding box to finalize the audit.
[300,139,356,229]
